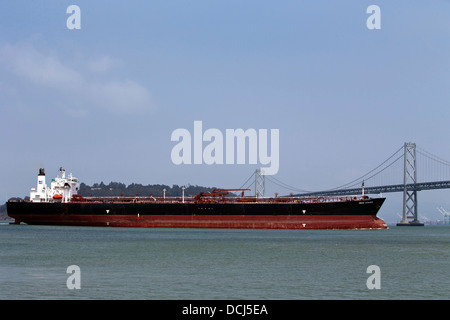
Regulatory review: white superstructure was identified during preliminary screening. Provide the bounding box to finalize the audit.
[30,167,80,203]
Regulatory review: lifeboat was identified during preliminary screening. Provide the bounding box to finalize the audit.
[53,194,63,200]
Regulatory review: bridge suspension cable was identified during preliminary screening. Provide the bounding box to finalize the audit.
[239,170,315,194]
[416,146,450,183]
[328,145,404,191]
[417,146,450,166]
[258,145,406,195]
[258,144,450,195]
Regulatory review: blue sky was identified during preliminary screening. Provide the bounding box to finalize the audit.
[1,1,450,222]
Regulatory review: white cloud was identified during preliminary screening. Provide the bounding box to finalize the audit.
[0,42,155,116]
[89,79,153,114]
[0,43,83,90]
[87,56,115,74]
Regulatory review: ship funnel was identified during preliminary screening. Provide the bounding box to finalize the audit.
[36,168,47,196]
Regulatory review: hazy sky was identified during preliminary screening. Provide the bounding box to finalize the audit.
[1,1,450,223]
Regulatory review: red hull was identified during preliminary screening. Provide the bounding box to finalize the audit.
[10,214,387,230]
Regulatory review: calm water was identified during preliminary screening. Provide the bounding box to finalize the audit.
[0,223,449,300]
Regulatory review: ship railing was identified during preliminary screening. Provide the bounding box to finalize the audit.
[70,195,374,204]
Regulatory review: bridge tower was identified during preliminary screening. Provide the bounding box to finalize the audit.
[397,142,424,226]
[255,169,265,198]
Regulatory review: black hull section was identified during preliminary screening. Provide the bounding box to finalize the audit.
[7,198,385,217]
[6,198,387,230]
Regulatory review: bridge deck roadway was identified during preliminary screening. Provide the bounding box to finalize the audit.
[295,181,450,197]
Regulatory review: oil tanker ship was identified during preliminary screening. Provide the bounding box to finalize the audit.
[6,168,387,229]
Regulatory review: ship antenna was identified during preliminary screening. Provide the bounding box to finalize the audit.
[182,186,185,203]
[362,180,365,197]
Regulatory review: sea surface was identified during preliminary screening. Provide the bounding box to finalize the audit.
[0,223,449,300]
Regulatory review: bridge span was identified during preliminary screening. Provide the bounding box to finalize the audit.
[295,181,450,197]
[242,142,450,226]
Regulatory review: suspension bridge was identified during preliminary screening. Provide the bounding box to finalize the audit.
[240,142,450,226]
